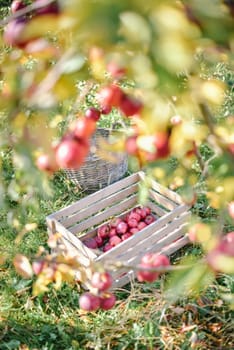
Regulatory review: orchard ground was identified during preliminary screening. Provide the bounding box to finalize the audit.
[0,161,233,350]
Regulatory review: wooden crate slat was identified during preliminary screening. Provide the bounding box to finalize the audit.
[111,270,135,289]
[64,183,139,228]
[110,224,188,279]
[58,235,94,266]
[147,199,168,217]
[111,237,189,289]
[47,218,97,260]
[123,223,188,264]
[69,194,138,235]
[149,189,177,211]
[48,172,140,221]
[161,235,190,255]
[138,171,183,204]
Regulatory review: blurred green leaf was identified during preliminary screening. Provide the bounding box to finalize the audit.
[166,256,215,302]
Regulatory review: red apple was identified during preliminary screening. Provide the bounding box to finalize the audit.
[3,19,28,48]
[107,61,126,79]
[220,232,234,256]
[79,292,100,311]
[109,235,122,247]
[36,154,58,173]
[143,207,151,215]
[138,221,147,230]
[145,215,155,225]
[97,224,110,239]
[122,232,133,241]
[95,236,103,248]
[146,132,170,160]
[55,138,89,169]
[228,143,234,155]
[129,228,139,235]
[137,253,170,283]
[109,217,122,228]
[35,0,60,16]
[32,260,44,275]
[100,105,112,115]
[128,211,141,222]
[109,228,117,237]
[85,107,101,122]
[103,243,112,252]
[127,218,138,228]
[207,232,234,273]
[100,292,116,310]
[125,135,138,156]
[91,271,113,291]
[228,202,234,219]
[74,117,96,139]
[119,94,143,117]
[11,0,26,13]
[83,238,98,249]
[133,207,144,218]
[116,221,128,235]
[97,84,123,109]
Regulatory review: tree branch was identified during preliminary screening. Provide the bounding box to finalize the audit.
[0,0,56,27]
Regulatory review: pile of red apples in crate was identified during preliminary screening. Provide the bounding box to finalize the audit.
[83,206,156,252]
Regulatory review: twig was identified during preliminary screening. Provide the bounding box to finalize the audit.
[199,103,216,135]
[29,47,76,105]
[102,260,196,273]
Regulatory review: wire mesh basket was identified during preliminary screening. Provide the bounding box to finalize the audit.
[63,128,128,193]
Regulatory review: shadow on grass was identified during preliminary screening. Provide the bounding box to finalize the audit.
[0,317,90,350]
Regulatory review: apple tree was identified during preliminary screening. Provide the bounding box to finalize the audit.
[0,0,233,308]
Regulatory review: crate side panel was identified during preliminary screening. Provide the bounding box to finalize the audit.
[138,172,183,204]
[69,194,138,235]
[48,172,140,221]
[149,189,178,211]
[124,222,189,264]
[147,199,169,216]
[111,271,135,289]
[77,202,160,242]
[110,236,189,289]
[161,235,190,255]
[109,222,188,279]
[64,183,138,228]
[57,235,94,266]
[47,218,97,260]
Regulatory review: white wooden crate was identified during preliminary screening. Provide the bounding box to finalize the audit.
[46,171,191,289]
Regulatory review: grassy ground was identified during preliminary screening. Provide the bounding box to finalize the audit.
[0,166,233,350]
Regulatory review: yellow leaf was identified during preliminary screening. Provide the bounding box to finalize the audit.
[54,270,63,290]
[201,80,225,105]
[0,255,6,265]
[13,254,33,279]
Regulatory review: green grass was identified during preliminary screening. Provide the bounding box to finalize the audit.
[0,166,233,350]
